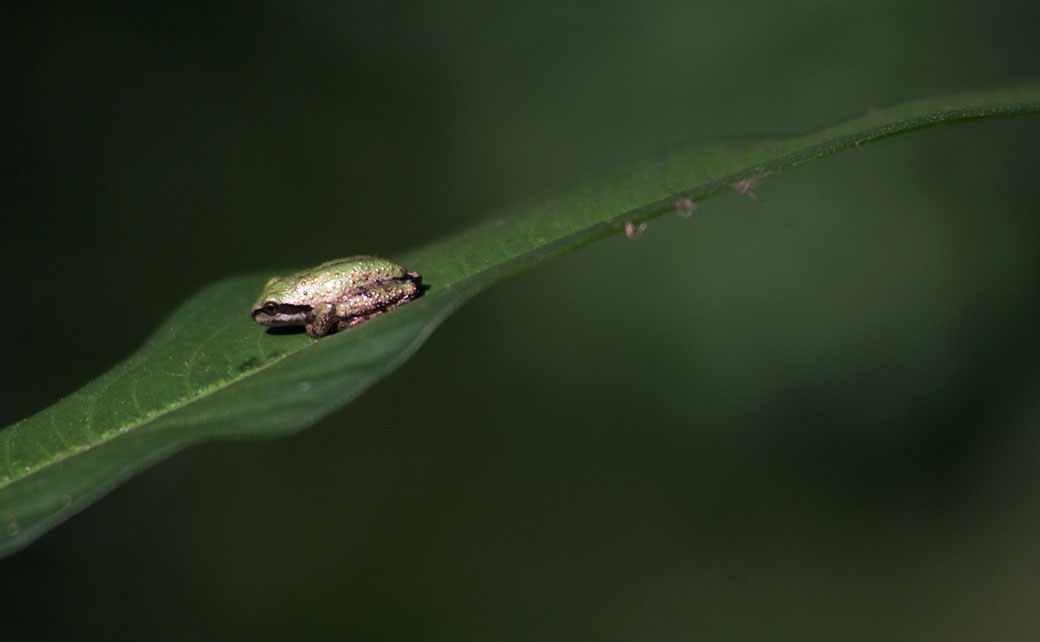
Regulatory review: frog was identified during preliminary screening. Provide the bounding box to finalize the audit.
[251,256,422,337]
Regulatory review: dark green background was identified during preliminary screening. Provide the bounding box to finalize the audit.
[3,2,1040,639]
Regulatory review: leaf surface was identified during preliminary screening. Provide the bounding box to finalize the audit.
[3,83,1039,556]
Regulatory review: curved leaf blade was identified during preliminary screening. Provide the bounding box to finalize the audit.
[3,83,1039,556]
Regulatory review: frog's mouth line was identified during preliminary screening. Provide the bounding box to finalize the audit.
[252,303,311,326]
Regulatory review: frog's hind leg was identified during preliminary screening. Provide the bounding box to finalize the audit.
[336,278,421,331]
[339,297,412,329]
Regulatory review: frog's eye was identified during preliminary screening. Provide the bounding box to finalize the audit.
[262,302,279,316]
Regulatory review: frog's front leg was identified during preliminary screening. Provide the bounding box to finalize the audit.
[307,302,338,338]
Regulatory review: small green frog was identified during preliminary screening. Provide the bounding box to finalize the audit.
[251,256,422,337]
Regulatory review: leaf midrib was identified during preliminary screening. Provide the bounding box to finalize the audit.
[0,325,301,492]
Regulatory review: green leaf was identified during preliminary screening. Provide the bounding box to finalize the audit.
[3,83,1039,557]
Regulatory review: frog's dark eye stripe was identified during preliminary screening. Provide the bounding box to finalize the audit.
[263,302,279,316]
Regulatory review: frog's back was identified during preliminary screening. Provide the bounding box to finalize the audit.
[279,256,409,302]
[319,256,408,286]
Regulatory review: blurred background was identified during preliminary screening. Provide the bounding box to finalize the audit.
[3,1,1040,639]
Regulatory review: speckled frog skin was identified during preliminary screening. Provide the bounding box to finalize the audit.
[251,256,422,337]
